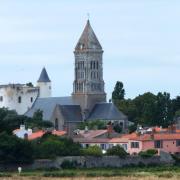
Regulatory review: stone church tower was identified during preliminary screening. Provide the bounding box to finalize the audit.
[72,20,106,117]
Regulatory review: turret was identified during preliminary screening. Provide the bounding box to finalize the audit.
[37,67,51,98]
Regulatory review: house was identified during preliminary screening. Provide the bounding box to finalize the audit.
[13,125,32,139]
[13,125,66,140]
[128,133,180,155]
[73,125,128,151]
[74,125,180,155]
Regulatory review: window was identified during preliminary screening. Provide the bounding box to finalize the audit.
[85,144,89,148]
[101,144,105,150]
[176,140,180,147]
[96,61,99,69]
[30,97,33,103]
[131,142,139,148]
[55,118,58,130]
[18,96,21,103]
[121,144,128,150]
[154,140,163,148]
[0,96,3,102]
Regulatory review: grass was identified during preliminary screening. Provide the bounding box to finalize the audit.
[0,166,179,179]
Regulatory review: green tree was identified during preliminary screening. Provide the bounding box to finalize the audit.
[78,120,106,130]
[156,92,174,127]
[172,96,180,116]
[112,81,125,103]
[30,110,53,129]
[0,108,25,134]
[82,145,102,157]
[33,134,81,158]
[33,109,43,121]
[133,92,157,126]
[113,124,122,133]
[106,145,127,158]
[26,82,34,87]
[175,109,180,118]
[0,132,34,164]
[116,99,137,123]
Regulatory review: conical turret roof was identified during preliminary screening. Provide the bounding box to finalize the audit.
[75,20,102,51]
[37,67,51,82]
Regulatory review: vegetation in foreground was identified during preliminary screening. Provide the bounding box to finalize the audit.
[0,166,180,179]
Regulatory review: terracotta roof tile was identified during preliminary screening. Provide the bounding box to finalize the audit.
[130,133,180,141]
[28,130,66,140]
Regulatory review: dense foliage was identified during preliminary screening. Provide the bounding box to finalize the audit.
[0,132,34,164]
[106,145,128,158]
[32,134,81,159]
[0,108,53,134]
[112,81,125,102]
[78,120,106,130]
[112,81,180,128]
[139,149,158,158]
[81,145,102,157]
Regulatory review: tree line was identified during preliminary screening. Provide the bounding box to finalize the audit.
[112,81,180,128]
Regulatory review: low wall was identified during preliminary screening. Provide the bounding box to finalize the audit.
[0,153,174,170]
[30,154,174,169]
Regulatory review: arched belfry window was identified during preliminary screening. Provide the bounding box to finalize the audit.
[97,62,99,69]
[93,61,96,69]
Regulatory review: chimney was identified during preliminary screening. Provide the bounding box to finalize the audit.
[20,124,25,131]
[107,124,113,138]
[84,126,88,133]
[27,128,32,135]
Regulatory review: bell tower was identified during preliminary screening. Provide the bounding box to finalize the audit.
[72,20,106,117]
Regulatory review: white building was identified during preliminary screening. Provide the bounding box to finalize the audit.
[0,67,51,115]
[13,125,32,139]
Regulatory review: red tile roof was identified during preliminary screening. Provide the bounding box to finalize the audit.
[28,130,44,140]
[28,130,66,140]
[130,133,180,141]
[120,132,137,139]
[52,130,66,136]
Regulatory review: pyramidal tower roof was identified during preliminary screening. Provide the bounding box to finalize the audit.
[75,20,102,51]
[37,67,51,82]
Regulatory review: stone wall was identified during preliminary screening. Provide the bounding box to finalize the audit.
[29,154,174,169]
[0,153,174,171]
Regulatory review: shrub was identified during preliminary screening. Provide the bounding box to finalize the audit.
[139,149,158,158]
[106,145,128,158]
[33,135,81,158]
[82,145,102,157]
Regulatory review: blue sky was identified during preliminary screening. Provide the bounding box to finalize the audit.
[0,0,180,99]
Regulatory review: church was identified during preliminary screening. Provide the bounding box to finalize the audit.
[0,20,129,133]
[26,20,128,133]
